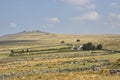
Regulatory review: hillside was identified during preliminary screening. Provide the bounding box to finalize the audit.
[0,31,120,51]
[0,31,56,41]
[0,31,120,42]
[0,31,120,80]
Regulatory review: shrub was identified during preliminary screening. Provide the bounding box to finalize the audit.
[96,44,103,50]
[82,42,95,50]
[11,50,14,53]
[61,41,65,43]
[82,42,103,50]
[76,39,80,42]
[26,49,29,52]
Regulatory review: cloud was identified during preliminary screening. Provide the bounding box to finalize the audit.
[9,22,17,28]
[55,0,95,11]
[101,13,120,29]
[110,2,120,8]
[108,13,120,28]
[103,20,120,29]
[76,4,96,11]
[59,0,92,5]
[86,4,96,10]
[42,17,60,27]
[109,13,120,19]
[45,17,60,24]
[71,11,100,23]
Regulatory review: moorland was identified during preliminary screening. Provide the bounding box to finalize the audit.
[0,31,120,80]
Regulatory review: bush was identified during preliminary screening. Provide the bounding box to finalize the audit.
[61,41,65,43]
[11,50,14,53]
[82,42,103,50]
[82,42,95,50]
[96,44,103,50]
[76,39,80,42]
[26,49,29,52]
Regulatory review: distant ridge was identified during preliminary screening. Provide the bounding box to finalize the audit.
[0,30,55,41]
[0,30,119,43]
[16,30,49,34]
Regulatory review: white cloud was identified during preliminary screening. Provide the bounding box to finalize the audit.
[58,0,92,5]
[86,4,96,10]
[55,0,95,12]
[76,4,96,11]
[71,11,100,23]
[110,2,120,8]
[45,17,60,24]
[42,17,60,27]
[101,13,120,28]
[9,22,17,28]
[109,13,120,19]
[103,20,120,28]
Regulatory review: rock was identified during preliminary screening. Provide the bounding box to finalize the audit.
[109,70,117,75]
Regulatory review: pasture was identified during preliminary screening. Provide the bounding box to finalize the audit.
[0,31,120,80]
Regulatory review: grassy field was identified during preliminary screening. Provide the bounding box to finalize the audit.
[0,31,120,80]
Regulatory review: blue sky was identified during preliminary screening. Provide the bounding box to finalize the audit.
[0,0,120,35]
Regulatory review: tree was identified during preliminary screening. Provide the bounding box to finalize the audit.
[76,39,80,42]
[61,41,65,44]
[26,49,29,52]
[96,44,103,50]
[11,50,14,53]
[82,42,95,50]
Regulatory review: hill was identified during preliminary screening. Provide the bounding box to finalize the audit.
[0,31,120,51]
[0,31,120,80]
[0,31,119,42]
[0,30,56,41]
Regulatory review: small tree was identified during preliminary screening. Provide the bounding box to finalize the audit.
[11,50,14,53]
[26,49,29,52]
[76,39,80,42]
[96,44,103,50]
[61,41,65,44]
[82,42,95,50]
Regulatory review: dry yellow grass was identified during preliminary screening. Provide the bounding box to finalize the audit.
[0,32,120,80]
[12,72,120,80]
[0,32,120,51]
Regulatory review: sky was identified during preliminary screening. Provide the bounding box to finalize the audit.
[0,0,120,35]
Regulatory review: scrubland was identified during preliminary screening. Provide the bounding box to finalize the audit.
[0,32,120,80]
